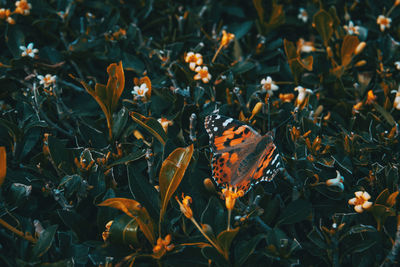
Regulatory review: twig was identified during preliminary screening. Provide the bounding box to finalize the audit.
[0,218,37,243]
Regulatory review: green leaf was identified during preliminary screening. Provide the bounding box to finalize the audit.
[98,197,155,244]
[235,234,267,267]
[129,112,168,145]
[307,227,327,249]
[123,53,145,73]
[19,128,41,160]
[231,61,255,74]
[6,27,25,58]
[276,199,312,225]
[31,225,58,259]
[343,239,376,254]
[201,196,227,234]
[373,103,396,126]
[230,21,253,40]
[107,148,146,168]
[112,107,129,140]
[127,164,160,221]
[47,136,73,174]
[159,144,193,223]
[108,214,140,247]
[57,210,91,241]
[201,246,229,267]
[313,10,333,46]
[217,227,239,260]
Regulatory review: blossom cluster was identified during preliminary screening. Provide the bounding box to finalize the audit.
[0,0,32,24]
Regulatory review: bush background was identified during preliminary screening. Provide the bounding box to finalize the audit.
[1,0,400,266]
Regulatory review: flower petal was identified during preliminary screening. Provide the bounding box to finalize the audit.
[354,205,364,213]
[362,201,373,209]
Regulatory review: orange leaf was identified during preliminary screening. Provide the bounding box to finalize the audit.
[386,191,399,207]
[98,198,155,244]
[341,35,359,67]
[159,144,194,223]
[129,112,167,145]
[313,10,333,46]
[107,61,125,112]
[71,61,125,140]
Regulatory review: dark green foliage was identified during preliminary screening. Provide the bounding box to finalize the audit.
[1,0,400,266]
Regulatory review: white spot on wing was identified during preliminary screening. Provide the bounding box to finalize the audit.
[215,115,220,119]
[222,118,233,127]
[213,127,218,132]
[271,154,279,165]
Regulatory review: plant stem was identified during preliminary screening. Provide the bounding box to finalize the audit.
[227,209,231,231]
[190,217,225,258]
[212,45,223,63]
[0,218,37,243]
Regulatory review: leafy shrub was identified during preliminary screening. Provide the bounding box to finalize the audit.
[1,0,400,266]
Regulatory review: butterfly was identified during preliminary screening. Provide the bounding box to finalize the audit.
[204,114,281,193]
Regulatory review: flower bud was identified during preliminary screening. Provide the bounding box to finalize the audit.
[203,178,216,193]
[355,42,366,55]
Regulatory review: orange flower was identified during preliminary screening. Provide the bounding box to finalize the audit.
[158,118,173,133]
[194,66,211,83]
[176,194,193,219]
[377,15,391,32]
[15,0,32,15]
[153,234,174,256]
[220,30,235,48]
[352,101,363,114]
[102,220,114,241]
[221,185,244,211]
[348,191,373,213]
[365,90,376,105]
[185,52,203,71]
[0,8,14,24]
[279,93,295,103]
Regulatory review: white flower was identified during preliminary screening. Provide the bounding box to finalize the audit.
[185,52,203,71]
[20,43,38,58]
[37,74,56,88]
[348,191,373,213]
[391,86,400,110]
[343,21,360,35]
[194,66,211,83]
[260,76,279,95]
[325,170,344,192]
[131,83,149,98]
[377,15,391,32]
[394,61,400,70]
[298,8,308,23]
[294,86,313,107]
[297,38,315,53]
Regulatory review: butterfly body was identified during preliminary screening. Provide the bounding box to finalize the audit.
[205,114,281,193]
